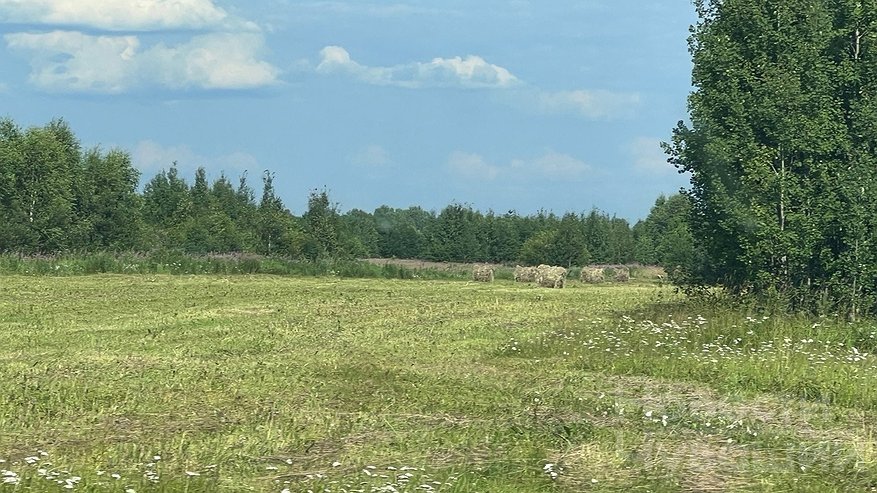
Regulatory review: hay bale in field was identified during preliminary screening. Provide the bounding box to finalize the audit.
[614,266,630,282]
[580,267,605,284]
[514,265,537,283]
[472,264,495,282]
[536,264,567,288]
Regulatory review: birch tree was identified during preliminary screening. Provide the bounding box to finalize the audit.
[668,0,877,315]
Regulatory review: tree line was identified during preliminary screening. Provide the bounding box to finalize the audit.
[669,0,877,317]
[0,117,691,269]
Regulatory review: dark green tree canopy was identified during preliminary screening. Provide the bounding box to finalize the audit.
[0,117,651,267]
[668,0,877,316]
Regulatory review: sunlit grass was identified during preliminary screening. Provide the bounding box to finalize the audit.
[1,275,876,492]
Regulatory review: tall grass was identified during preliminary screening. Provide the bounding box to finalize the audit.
[511,294,877,410]
[0,252,475,280]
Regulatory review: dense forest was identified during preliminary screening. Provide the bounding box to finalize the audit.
[0,117,692,270]
[668,0,877,316]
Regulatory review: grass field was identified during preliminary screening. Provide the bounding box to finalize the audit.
[1,275,877,492]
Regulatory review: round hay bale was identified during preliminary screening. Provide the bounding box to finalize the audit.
[580,267,605,283]
[536,264,567,288]
[472,264,495,282]
[514,265,537,283]
[614,266,630,282]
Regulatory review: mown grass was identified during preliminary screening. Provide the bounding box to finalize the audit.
[0,275,875,492]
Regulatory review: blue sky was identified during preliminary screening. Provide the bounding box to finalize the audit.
[0,0,696,221]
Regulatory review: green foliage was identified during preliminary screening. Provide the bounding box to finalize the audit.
[257,171,289,255]
[303,188,344,259]
[633,194,702,279]
[0,117,647,267]
[75,148,143,250]
[669,0,877,316]
[425,203,487,262]
[485,211,522,263]
[340,209,380,258]
[0,252,480,280]
[518,229,558,266]
[374,206,427,259]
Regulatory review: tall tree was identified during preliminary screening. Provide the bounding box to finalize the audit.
[667,0,877,315]
[633,194,699,275]
[485,211,522,263]
[303,188,342,259]
[553,212,589,267]
[142,164,191,248]
[258,171,287,255]
[75,148,143,250]
[15,121,80,251]
[426,204,486,262]
[341,209,380,258]
[0,119,27,251]
[582,209,610,263]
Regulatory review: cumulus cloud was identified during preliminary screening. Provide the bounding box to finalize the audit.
[314,46,638,120]
[316,45,519,89]
[0,0,254,31]
[511,151,590,179]
[349,144,392,168]
[532,89,641,119]
[290,2,456,18]
[448,150,589,182]
[133,140,257,175]
[447,151,501,180]
[5,30,278,93]
[630,137,673,174]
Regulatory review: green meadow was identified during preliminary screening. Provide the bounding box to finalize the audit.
[1,274,876,492]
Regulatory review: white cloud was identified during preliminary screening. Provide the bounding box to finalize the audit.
[447,152,500,181]
[533,89,641,119]
[0,0,254,31]
[133,140,257,175]
[285,2,458,19]
[349,144,392,168]
[630,137,673,174]
[143,33,278,90]
[6,31,138,93]
[314,46,637,120]
[5,30,279,93]
[134,140,199,172]
[216,151,259,171]
[512,151,591,179]
[316,45,519,89]
[448,150,589,182]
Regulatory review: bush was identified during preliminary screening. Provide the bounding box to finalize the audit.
[0,252,488,282]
